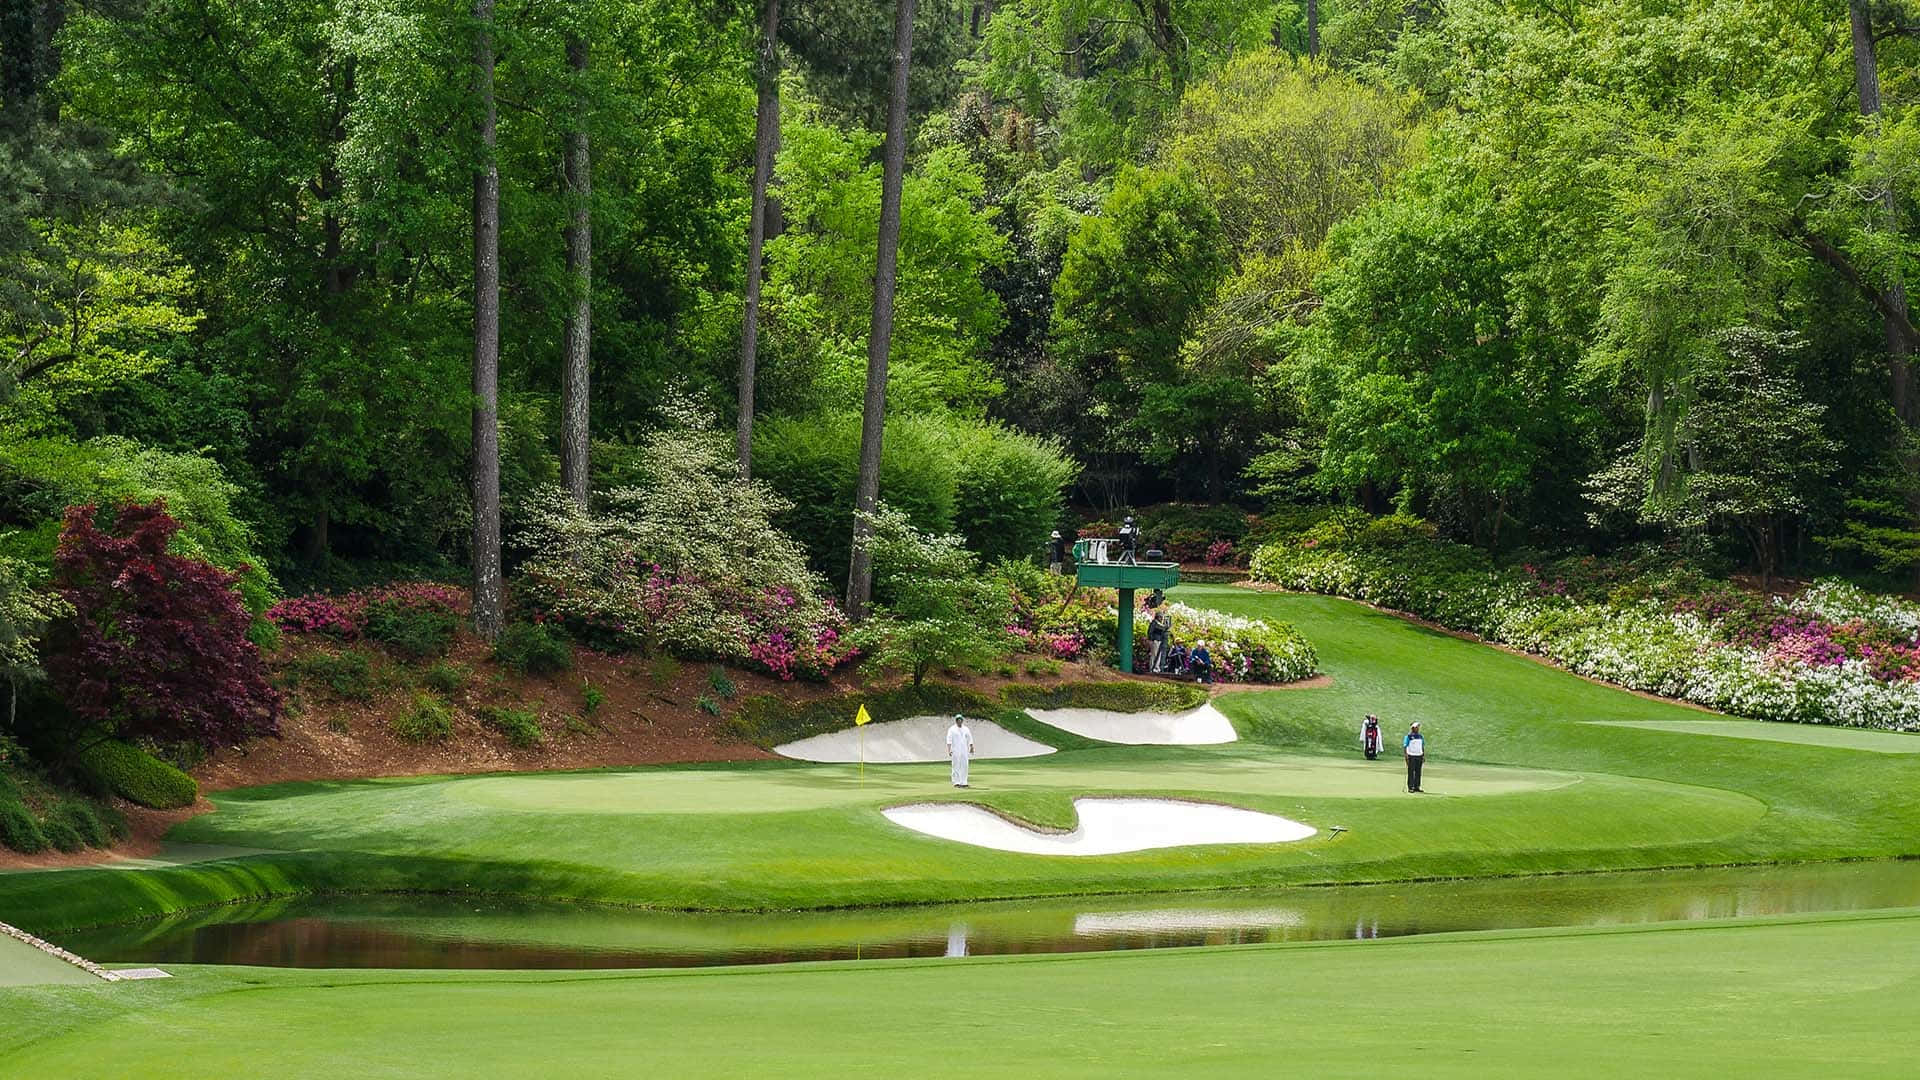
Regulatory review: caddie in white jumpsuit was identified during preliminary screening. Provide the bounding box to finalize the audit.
[946,714,974,788]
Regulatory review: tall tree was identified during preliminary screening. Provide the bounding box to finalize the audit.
[845,0,916,620]
[559,20,592,507]
[1848,0,1913,425]
[471,0,504,639]
[737,0,781,478]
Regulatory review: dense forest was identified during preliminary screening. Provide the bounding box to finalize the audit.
[4,0,1917,587]
[3,0,1920,778]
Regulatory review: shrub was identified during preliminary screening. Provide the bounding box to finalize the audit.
[287,649,376,701]
[491,622,573,676]
[1001,680,1209,713]
[0,436,274,603]
[939,419,1077,562]
[1156,602,1318,683]
[752,412,956,580]
[364,595,460,659]
[422,661,470,695]
[392,694,454,744]
[706,667,737,699]
[513,416,855,681]
[0,800,48,853]
[478,705,542,748]
[41,814,85,853]
[75,739,198,809]
[46,501,281,750]
[56,799,120,847]
[859,506,1014,687]
[729,683,997,748]
[696,694,721,716]
[1137,503,1252,545]
[580,681,606,716]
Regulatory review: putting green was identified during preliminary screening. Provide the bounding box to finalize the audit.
[451,754,1577,815]
[1585,719,1920,753]
[4,912,1918,1077]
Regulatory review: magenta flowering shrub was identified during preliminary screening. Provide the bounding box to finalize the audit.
[1204,539,1237,566]
[268,583,468,640]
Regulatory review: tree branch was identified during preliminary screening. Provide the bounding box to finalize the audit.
[1788,221,1920,349]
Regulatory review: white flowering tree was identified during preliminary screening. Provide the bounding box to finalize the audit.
[858,505,1012,687]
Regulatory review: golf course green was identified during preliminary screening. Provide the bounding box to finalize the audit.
[4,586,1918,1076]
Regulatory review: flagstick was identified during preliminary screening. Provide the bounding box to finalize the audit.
[859,726,865,786]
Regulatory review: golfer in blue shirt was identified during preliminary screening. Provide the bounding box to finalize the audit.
[1404,722,1426,792]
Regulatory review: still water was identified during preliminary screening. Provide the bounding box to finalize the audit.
[53,860,1920,971]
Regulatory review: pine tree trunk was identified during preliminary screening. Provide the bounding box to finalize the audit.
[470,0,504,641]
[560,31,592,508]
[845,0,917,621]
[1307,0,1319,59]
[737,0,780,479]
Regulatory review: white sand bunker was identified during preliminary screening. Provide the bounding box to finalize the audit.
[883,797,1314,856]
[775,716,1056,763]
[1024,703,1237,745]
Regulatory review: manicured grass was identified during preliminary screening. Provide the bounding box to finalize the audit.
[4,587,1919,929]
[0,934,97,987]
[4,911,1918,1076]
[1584,719,1920,753]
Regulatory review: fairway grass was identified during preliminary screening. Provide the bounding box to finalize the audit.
[5,586,1917,927]
[1584,719,1920,753]
[4,911,1918,1077]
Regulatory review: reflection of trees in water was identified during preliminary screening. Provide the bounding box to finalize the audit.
[55,861,1920,971]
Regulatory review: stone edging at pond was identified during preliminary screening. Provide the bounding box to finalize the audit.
[2,918,120,981]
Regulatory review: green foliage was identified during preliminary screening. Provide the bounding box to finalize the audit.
[421,661,470,696]
[287,650,376,702]
[74,739,198,810]
[514,404,851,679]
[754,412,1074,577]
[490,623,573,678]
[0,436,274,607]
[391,695,454,745]
[0,800,48,854]
[580,681,606,717]
[1053,167,1227,381]
[728,683,998,748]
[363,597,460,660]
[763,109,1010,413]
[477,706,543,749]
[858,506,1015,687]
[695,695,721,717]
[999,679,1209,713]
[705,667,737,700]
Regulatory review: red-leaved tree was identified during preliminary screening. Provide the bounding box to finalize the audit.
[47,501,280,750]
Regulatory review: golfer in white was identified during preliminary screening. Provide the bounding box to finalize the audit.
[946,714,974,788]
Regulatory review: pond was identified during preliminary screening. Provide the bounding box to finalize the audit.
[51,860,1920,971]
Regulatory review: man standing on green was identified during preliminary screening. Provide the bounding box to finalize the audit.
[1404,721,1426,793]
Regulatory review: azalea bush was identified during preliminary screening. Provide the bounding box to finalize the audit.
[512,404,855,681]
[993,559,1111,661]
[1150,602,1318,684]
[268,583,468,641]
[1251,516,1920,730]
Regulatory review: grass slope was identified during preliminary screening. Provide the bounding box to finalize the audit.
[1,586,1915,929]
[3,912,1917,1077]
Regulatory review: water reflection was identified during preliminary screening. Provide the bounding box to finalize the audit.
[52,860,1920,972]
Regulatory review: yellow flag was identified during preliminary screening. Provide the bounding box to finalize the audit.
[855,704,872,727]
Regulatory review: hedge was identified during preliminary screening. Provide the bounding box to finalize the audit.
[76,739,199,810]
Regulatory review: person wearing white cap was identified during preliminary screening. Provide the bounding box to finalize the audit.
[1403,721,1426,793]
[946,714,974,788]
